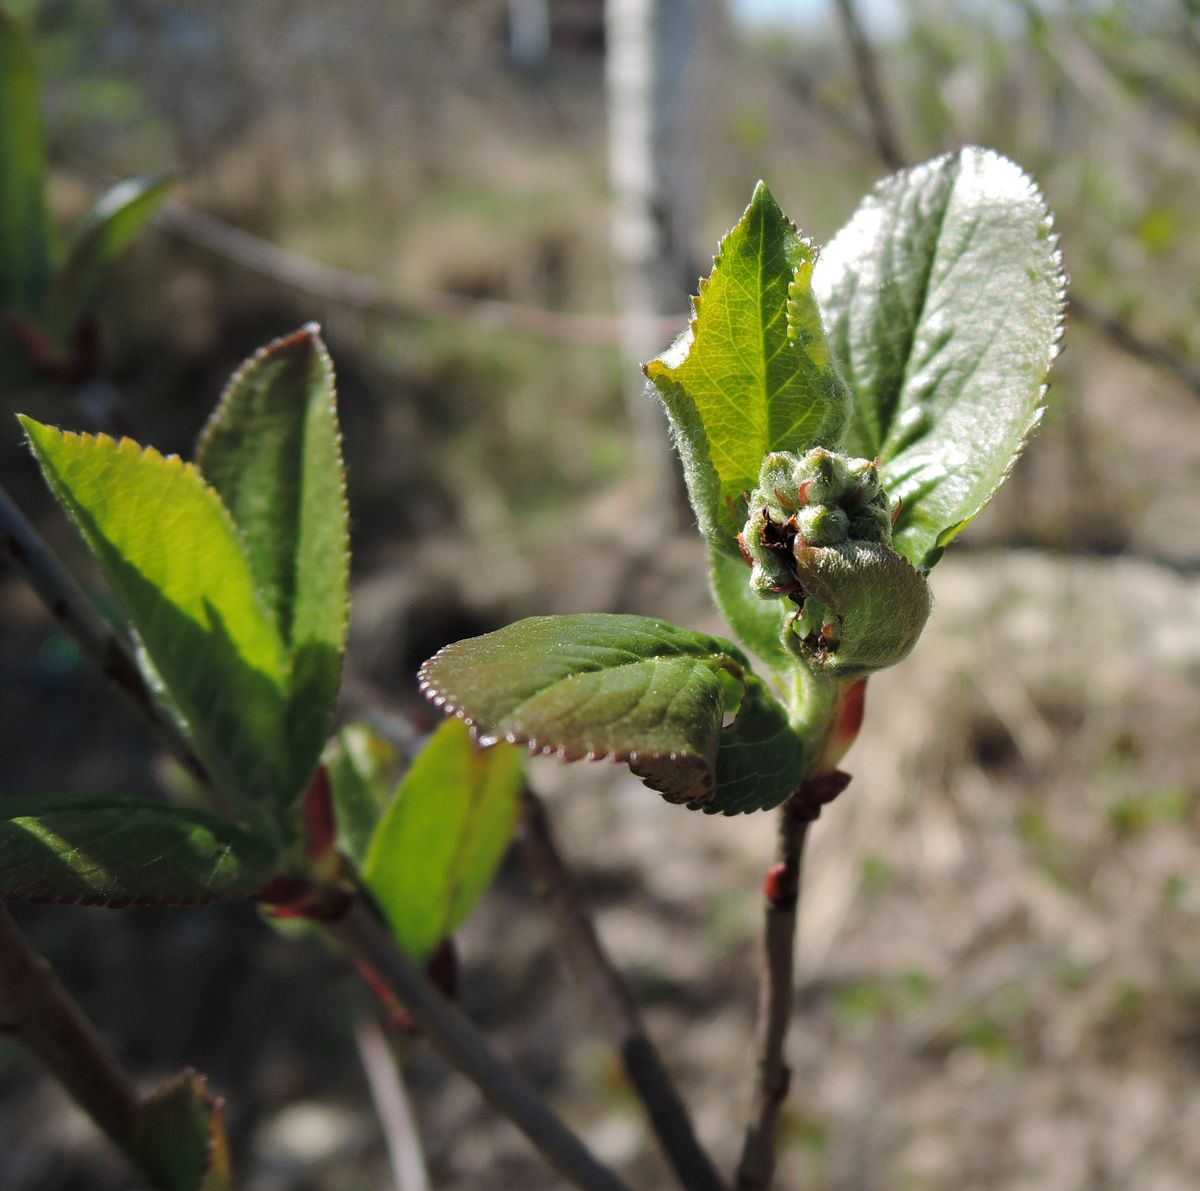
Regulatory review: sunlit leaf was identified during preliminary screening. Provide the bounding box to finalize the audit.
[813,147,1065,571]
[645,181,850,555]
[363,718,522,961]
[196,326,349,804]
[20,418,293,820]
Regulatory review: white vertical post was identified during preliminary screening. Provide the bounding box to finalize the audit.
[606,0,696,526]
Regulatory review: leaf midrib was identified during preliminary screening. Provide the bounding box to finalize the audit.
[881,156,958,460]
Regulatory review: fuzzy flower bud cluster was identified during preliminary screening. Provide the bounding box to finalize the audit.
[739,448,931,679]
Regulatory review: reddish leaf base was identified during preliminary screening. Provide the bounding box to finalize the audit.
[354,938,459,1036]
[302,765,337,863]
[256,876,352,922]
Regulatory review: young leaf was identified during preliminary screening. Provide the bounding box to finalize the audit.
[363,718,522,962]
[324,723,400,868]
[19,419,293,818]
[55,173,174,323]
[645,182,850,554]
[709,546,792,677]
[0,796,274,906]
[0,9,55,317]
[196,326,349,803]
[419,614,810,814]
[813,147,1065,572]
[135,1069,232,1191]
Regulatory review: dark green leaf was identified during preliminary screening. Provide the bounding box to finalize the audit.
[55,173,173,322]
[135,1069,232,1191]
[363,718,522,961]
[324,723,401,868]
[813,147,1065,571]
[419,614,809,814]
[20,418,293,822]
[196,326,349,803]
[0,9,54,316]
[645,181,850,554]
[0,796,274,906]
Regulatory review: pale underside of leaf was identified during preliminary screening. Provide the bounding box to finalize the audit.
[814,146,1066,571]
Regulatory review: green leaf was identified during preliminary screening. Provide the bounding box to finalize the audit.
[196,326,349,802]
[645,181,850,554]
[363,718,522,962]
[0,796,274,906]
[419,614,809,814]
[813,147,1065,571]
[709,546,791,677]
[135,1069,232,1191]
[19,418,293,822]
[54,172,173,323]
[0,9,55,316]
[324,722,400,868]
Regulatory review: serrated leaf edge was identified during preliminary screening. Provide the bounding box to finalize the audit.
[823,147,1068,571]
[417,648,724,807]
[194,322,351,663]
[20,418,289,672]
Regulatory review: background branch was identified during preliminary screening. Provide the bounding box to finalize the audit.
[827,0,1200,406]
[833,0,905,169]
[326,900,631,1191]
[355,1015,431,1191]
[516,788,726,1191]
[153,199,683,349]
[0,907,142,1161]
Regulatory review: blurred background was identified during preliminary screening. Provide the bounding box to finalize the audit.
[1,0,1199,1187]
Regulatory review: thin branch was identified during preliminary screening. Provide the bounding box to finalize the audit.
[0,906,142,1158]
[516,789,726,1191]
[1069,295,1200,400]
[735,773,851,1191]
[326,900,631,1191]
[826,0,1200,406]
[0,481,213,794]
[153,200,685,349]
[355,1015,431,1191]
[832,0,905,170]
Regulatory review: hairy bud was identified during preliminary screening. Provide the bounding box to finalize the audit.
[738,448,931,678]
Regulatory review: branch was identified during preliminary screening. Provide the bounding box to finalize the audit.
[355,1015,431,1191]
[832,0,905,170]
[516,789,726,1191]
[326,900,631,1191]
[153,199,685,349]
[1069,295,1200,400]
[735,773,851,1191]
[827,0,1200,406]
[0,481,213,793]
[0,906,141,1159]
